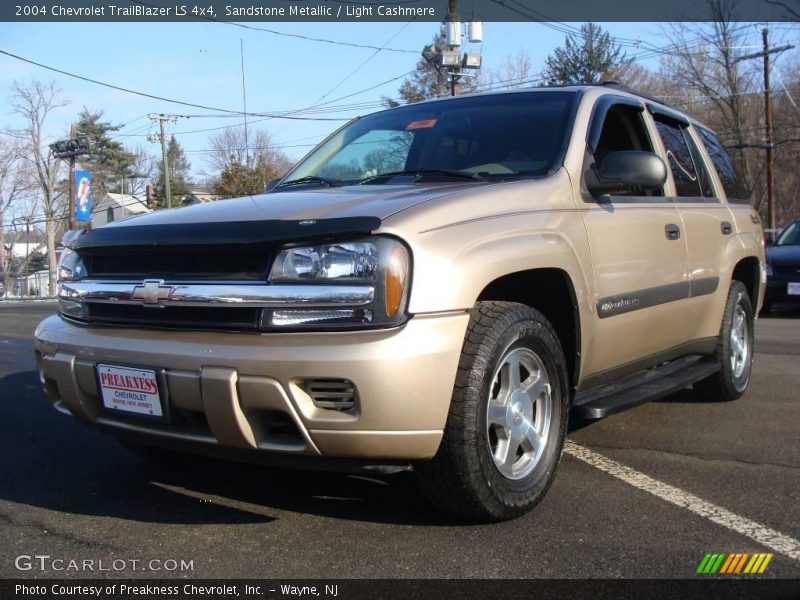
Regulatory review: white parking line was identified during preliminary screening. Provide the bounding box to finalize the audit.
[564,441,800,562]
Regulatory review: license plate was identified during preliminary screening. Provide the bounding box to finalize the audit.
[789,282,800,296]
[97,364,163,418]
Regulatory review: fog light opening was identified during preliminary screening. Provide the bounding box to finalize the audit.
[262,308,373,328]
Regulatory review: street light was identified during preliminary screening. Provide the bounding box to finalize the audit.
[462,53,482,69]
[441,49,461,67]
[48,135,90,159]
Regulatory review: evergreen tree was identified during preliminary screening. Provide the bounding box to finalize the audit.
[213,153,280,199]
[544,23,626,86]
[154,136,191,207]
[76,108,137,193]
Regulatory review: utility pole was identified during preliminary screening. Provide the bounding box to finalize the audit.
[147,114,180,209]
[158,117,171,209]
[49,127,91,231]
[419,4,481,99]
[735,30,794,233]
[67,124,77,230]
[447,0,460,96]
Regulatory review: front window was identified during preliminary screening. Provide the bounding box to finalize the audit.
[775,221,800,246]
[279,91,579,187]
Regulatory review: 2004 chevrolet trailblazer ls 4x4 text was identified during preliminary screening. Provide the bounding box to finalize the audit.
[35,84,765,521]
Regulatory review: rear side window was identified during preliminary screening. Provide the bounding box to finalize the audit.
[654,117,714,198]
[697,127,748,201]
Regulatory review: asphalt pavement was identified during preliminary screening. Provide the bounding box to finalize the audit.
[1,302,798,579]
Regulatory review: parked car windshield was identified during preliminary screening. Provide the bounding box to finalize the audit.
[280,91,579,186]
[775,221,800,246]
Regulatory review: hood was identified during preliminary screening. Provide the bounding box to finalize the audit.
[102,183,485,228]
[767,244,800,267]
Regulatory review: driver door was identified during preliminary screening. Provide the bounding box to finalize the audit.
[579,97,692,382]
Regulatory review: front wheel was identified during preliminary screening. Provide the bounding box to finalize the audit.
[416,302,569,522]
[694,281,754,401]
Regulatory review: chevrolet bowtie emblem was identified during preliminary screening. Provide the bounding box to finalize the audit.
[132,279,173,306]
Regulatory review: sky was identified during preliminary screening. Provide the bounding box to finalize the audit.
[1,20,796,199]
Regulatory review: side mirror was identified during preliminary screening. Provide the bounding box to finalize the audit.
[60,229,84,249]
[586,150,667,196]
[265,177,282,192]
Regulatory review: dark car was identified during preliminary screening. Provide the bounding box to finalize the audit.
[765,219,800,310]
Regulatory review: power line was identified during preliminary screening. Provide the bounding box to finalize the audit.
[129,0,417,54]
[113,70,415,139]
[0,49,352,121]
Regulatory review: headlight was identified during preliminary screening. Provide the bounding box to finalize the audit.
[765,262,773,278]
[264,237,411,330]
[269,241,379,282]
[57,249,87,282]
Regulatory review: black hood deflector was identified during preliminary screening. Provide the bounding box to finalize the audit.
[71,217,383,252]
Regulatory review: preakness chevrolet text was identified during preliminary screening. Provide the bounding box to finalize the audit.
[34,84,765,521]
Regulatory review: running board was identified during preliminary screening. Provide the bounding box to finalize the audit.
[573,355,720,419]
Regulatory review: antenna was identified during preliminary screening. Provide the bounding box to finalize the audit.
[241,38,249,167]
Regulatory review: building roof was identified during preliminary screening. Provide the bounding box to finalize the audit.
[97,193,151,215]
[4,230,46,245]
[189,191,221,204]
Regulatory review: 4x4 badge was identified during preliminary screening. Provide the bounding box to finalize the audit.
[132,280,173,306]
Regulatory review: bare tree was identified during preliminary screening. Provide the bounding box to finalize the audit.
[479,50,537,90]
[659,1,760,204]
[126,145,158,196]
[771,55,800,224]
[206,127,292,176]
[607,62,669,96]
[0,137,32,294]
[10,79,69,296]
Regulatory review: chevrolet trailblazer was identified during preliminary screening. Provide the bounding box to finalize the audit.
[35,84,765,521]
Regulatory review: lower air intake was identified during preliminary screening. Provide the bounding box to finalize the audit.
[305,379,357,411]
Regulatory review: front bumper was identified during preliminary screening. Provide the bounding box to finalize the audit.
[765,276,800,304]
[34,312,469,461]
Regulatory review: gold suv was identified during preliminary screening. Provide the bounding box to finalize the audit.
[35,85,765,521]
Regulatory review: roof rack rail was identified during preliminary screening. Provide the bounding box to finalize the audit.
[588,81,678,111]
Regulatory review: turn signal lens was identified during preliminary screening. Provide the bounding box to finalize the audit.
[385,244,409,317]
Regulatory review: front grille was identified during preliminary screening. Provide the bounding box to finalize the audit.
[86,249,271,280]
[84,303,260,330]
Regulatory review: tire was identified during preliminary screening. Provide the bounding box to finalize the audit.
[416,301,570,522]
[694,281,754,402]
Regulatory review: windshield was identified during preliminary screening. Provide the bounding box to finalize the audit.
[280,91,579,187]
[775,221,800,246]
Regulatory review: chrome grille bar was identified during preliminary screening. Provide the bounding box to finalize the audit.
[59,281,375,308]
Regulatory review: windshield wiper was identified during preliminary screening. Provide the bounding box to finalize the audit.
[358,168,486,184]
[275,175,342,189]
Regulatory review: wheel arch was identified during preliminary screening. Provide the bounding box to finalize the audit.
[476,268,581,390]
[731,256,761,309]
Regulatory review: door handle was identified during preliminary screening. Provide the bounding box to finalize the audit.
[665,224,681,240]
[721,221,733,235]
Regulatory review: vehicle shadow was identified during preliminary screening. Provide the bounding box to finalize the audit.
[567,385,709,435]
[760,304,800,319]
[0,369,456,527]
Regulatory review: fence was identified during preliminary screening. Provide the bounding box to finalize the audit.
[1,269,56,300]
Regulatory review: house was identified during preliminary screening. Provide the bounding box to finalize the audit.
[187,186,220,205]
[91,193,151,228]
[4,230,47,259]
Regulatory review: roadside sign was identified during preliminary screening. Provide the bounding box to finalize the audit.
[75,170,92,221]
